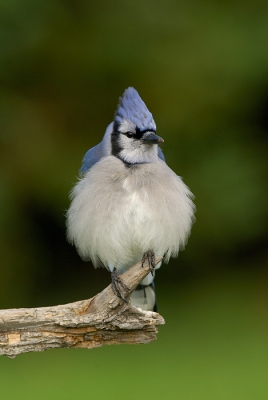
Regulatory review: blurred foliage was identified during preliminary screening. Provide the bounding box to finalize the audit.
[0,0,268,398]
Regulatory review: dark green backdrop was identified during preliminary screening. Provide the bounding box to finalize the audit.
[1,1,268,399]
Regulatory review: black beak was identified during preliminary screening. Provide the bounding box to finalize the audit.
[142,132,164,144]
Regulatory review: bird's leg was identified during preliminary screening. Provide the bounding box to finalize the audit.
[142,250,156,275]
[111,267,129,303]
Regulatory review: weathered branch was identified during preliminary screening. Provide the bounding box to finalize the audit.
[0,256,164,358]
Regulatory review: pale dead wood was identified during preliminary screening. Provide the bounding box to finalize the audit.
[0,256,164,358]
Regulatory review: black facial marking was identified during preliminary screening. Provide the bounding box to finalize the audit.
[119,127,157,141]
[111,126,122,157]
[111,130,143,167]
[111,120,121,156]
[111,120,157,166]
[113,120,120,134]
[135,127,156,140]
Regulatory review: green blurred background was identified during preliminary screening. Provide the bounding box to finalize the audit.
[1,0,268,398]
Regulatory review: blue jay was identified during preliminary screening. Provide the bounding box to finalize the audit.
[66,87,195,311]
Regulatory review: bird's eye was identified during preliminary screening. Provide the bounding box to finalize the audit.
[125,132,133,138]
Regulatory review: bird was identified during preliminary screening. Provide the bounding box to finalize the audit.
[66,87,195,311]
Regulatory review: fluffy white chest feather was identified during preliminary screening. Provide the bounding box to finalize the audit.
[66,156,195,272]
[121,178,152,228]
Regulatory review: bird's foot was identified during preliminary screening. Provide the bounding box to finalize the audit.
[111,267,129,303]
[142,250,155,275]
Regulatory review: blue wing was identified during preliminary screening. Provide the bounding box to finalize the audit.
[80,143,104,174]
[80,123,113,175]
[158,147,165,162]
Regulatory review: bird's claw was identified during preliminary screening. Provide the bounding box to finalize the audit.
[142,250,156,275]
[111,267,129,303]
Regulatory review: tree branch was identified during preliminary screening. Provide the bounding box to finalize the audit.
[0,256,164,358]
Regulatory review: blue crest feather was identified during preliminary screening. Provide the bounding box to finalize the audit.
[115,87,156,132]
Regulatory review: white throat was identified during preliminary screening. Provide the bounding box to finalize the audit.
[118,138,159,164]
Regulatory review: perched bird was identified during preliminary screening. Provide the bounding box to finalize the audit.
[66,87,195,311]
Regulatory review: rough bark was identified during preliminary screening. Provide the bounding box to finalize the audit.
[0,256,164,358]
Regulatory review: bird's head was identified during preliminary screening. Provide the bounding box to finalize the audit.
[111,87,164,165]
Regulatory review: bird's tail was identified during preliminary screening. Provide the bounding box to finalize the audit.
[130,281,157,312]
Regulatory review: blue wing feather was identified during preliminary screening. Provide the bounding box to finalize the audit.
[158,147,165,162]
[80,123,113,175]
[80,143,104,174]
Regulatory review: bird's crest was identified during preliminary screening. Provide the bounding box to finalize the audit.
[115,87,156,132]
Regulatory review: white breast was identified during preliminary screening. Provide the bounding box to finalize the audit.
[122,178,152,227]
[66,156,195,272]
